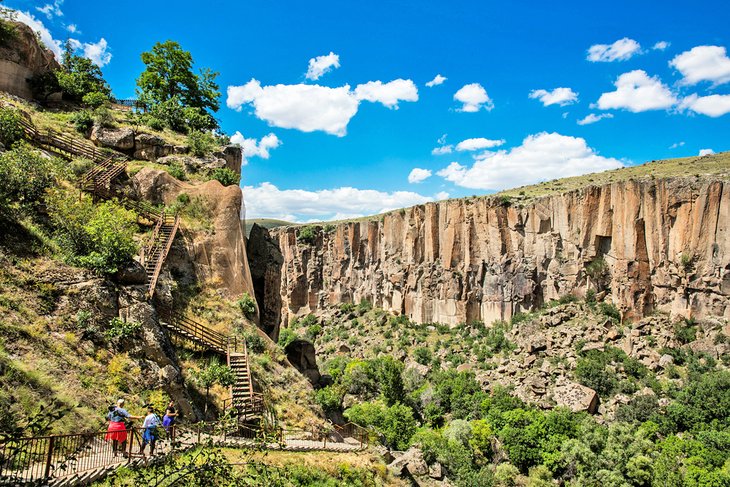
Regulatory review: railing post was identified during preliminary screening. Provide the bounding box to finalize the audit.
[127,429,134,461]
[44,435,55,479]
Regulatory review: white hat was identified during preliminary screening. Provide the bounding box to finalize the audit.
[117,398,125,405]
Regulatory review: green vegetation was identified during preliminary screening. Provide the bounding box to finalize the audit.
[187,130,218,156]
[136,40,220,132]
[0,143,64,217]
[237,292,257,319]
[209,167,239,186]
[0,106,24,147]
[104,317,141,341]
[190,359,235,414]
[56,40,111,105]
[296,225,317,244]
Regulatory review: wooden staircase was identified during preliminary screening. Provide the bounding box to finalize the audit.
[14,112,178,299]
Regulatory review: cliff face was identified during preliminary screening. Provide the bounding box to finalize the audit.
[266,177,729,329]
[0,21,60,99]
[131,168,256,304]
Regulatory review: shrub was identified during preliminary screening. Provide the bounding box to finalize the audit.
[105,317,141,340]
[81,91,109,108]
[484,320,515,355]
[92,105,114,128]
[70,110,93,134]
[277,327,299,349]
[615,394,659,423]
[0,144,64,216]
[209,167,238,186]
[237,292,256,319]
[245,332,265,354]
[575,356,617,397]
[0,107,24,147]
[357,298,372,314]
[585,257,610,290]
[306,324,322,340]
[187,130,217,156]
[414,347,433,365]
[344,401,417,450]
[673,319,697,345]
[598,302,621,322]
[297,225,316,244]
[315,386,343,413]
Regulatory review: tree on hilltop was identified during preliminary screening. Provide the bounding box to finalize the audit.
[136,40,219,133]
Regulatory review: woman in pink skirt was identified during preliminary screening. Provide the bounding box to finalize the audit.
[105,399,142,457]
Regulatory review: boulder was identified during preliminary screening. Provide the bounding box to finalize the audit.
[553,382,599,413]
[91,126,135,151]
[133,134,185,160]
[429,462,443,479]
[114,260,146,285]
[215,145,243,176]
[387,447,428,477]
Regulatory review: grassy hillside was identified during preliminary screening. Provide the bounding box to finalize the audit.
[245,218,292,237]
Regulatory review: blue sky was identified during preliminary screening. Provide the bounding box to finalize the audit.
[7,0,730,221]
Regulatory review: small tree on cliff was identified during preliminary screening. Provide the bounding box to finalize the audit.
[136,40,219,132]
[56,40,111,104]
[191,359,235,415]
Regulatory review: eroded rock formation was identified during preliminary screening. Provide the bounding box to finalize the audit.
[0,21,61,100]
[266,177,729,329]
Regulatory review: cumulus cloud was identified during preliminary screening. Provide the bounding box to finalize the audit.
[227,80,359,136]
[699,148,715,156]
[455,137,505,151]
[432,145,453,155]
[230,132,282,165]
[529,87,579,106]
[436,132,623,190]
[227,78,418,136]
[577,113,614,125]
[243,182,432,222]
[408,168,432,183]
[679,94,730,117]
[435,191,449,200]
[425,74,447,87]
[353,79,419,108]
[77,38,111,67]
[12,10,63,59]
[36,0,63,19]
[454,83,493,112]
[587,37,642,62]
[653,41,670,51]
[596,70,676,112]
[670,45,730,86]
[305,52,340,81]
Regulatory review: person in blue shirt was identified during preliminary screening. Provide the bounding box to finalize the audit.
[139,406,161,456]
[105,399,142,457]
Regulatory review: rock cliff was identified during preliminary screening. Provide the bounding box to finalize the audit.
[265,176,729,330]
[0,21,60,100]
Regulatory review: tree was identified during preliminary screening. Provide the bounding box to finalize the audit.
[56,40,111,104]
[191,359,235,415]
[136,41,219,132]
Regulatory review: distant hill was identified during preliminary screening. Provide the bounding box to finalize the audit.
[245,218,293,237]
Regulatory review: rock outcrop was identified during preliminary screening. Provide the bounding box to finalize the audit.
[246,224,283,338]
[266,177,730,329]
[0,21,61,100]
[130,168,256,302]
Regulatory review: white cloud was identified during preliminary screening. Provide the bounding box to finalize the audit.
[227,78,417,136]
[66,23,78,33]
[587,38,642,62]
[669,141,685,149]
[454,83,493,112]
[12,10,63,59]
[577,113,614,125]
[408,168,432,183]
[230,132,282,165]
[227,80,359,136]
[354,79,419,109]
[653,41,670,51]
[432,145,453,155]
[455,137,505,151]
[305,52,340,81]
[36,0,63,19]
[436,132,623,191]
[425,74,447,87]
[243,182,432,222]
[529,87,579,106]
[679,94,730,117]
[670,45,730,86]
[699,148,715,156]
[435,191,449,200]
[78,38,111,67]
[596,70,676,112]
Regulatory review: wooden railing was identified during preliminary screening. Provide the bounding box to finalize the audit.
[157,307,229,354]
[145,214,179,299]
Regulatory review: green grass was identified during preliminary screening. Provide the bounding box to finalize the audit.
[245,218,293,236]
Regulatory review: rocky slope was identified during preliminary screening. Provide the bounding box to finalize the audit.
[260,166,729,333]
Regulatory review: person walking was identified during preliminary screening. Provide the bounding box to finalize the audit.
[162,400,179,441]
[139,406,161,456]
[105,399,142,457]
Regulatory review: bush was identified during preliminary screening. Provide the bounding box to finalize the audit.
[598,302,621,322]
[673,319,697,345]
[92,105,114,128]
[188,130,217,156]
[414,347,433,365]
[277,327,299,349]
[69,158,94,178]
[357,298,372,314]
[0,107,24,147]
[344,400,417,450]
[105,317,141,340]
[81,91,109,108]
[46,193,138,274]
[237,292,256,319]
[245,332,265,354]
[70,110,93,134]
[0,144,63,216]
[585,257,609,290]
[167,162,186,181]
[315,386,343,413]
[615,394,659,423]
[306,324,322,340]
[209,167,238,186]
[297,225,316,244]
